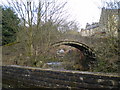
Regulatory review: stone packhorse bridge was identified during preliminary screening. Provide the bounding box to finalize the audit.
[51,41,96,59]
[51,41,97,70]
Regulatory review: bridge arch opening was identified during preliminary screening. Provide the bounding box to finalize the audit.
[51,41,97,71]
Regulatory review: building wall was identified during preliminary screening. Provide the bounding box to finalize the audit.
[99,8,119,37]
[80,27,99,36]
[80,8,119,37]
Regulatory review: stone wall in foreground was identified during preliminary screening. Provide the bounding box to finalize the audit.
[2,65,120,89]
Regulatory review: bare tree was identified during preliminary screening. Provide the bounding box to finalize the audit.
[2,0,68,56]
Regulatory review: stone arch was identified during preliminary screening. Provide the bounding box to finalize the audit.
[51,41,97,70]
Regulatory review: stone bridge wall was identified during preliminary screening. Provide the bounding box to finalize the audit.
[2,65,120,89]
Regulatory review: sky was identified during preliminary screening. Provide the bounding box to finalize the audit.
[1,0,118,29]
[65,0,119,28]
[65,0,102,28]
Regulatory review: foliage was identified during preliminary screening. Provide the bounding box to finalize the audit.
[2,6,20,45]
[91,0,119,73]
[93,36,119,73]
[93,59,119,73]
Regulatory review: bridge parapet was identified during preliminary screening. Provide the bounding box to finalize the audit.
[2,65,120,89]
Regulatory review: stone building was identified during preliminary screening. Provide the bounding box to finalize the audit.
[99,8,119,37]
[80,8,119,37]
[80,23,99,36]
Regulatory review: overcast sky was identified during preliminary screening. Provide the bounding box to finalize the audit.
[65,0,102,28]
[1,0,118,28]
[67,0,120,28]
